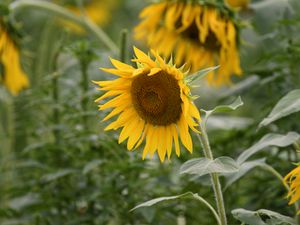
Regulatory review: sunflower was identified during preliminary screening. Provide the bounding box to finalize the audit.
[59,0,118,33]
[134,1,242,85]
[284,165,300,210]
[94,47,201,162]
[0,21,29,95]
[226,0,250,10]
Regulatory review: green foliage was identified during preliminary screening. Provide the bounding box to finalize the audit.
[232,208,297,225]
[180,157,239,176]
[259,90,300,128]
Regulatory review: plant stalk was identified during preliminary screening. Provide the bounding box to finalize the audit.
[9,0,118,54]
[80,61,89,129]
[197,122,227,225]
[52,71,61,146]
[119,29,128,63]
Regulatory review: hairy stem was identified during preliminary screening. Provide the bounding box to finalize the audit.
[9,0,118,54]
[197,122,227,225]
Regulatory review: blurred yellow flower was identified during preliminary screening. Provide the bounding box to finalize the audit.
[61,0,118,33]
[135,1,242,85]
[94,47,201,162]
[226,0,250,9]
[285,165,300,209]
[0,22,29,95]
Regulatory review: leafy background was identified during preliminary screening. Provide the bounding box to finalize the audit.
[0,0,300,224]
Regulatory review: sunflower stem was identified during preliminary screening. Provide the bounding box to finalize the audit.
[197,122,227,225]
[80,59,89,129]
[0,96,15,207]
[52,71,61,146]
[119,29,128,63]
[8,0,118,54]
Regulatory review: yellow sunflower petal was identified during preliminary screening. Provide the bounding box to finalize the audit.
[95,48,201,161]
[133,46,156,67]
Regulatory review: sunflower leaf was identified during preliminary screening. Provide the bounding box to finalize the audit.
[224,158,266,190]
[202,97,244,124]
[130,192,193,212]
[41,169,76,183]
[232,208,297,225]
[185,65,220,85]
[130,191,219,223]
[237,132,300,164]
[82,159,103,174]
[180,156,239,177]
[258,89,300,128]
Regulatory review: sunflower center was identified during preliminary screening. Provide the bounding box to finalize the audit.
[181,22,221,52]
[131,70,182,126]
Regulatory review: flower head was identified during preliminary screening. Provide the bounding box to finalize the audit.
[94,47,201,162]
[284,165,300,208]
[0,21,29,95]
[61,0,118,33]
[135,1,242,85]
[226,0,250,10]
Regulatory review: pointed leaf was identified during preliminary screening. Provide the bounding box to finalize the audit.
[237,132,300,164]
[41,169,76,183]
[130,192,193,211]
[130,192,220,224]
[9,193,40,211]
[203,97,244,123]
[83,159,103,174]
[185,66,220,85]
[232,208,297,225]
[259,89,300,128]
[224,158,266,190]
[180,156,239,177]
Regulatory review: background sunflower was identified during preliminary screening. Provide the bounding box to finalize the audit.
[135,0,242,85]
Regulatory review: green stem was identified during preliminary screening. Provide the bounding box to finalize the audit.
[9,0,118,54]
[197,122,227,225]
[119,29,128,63]
[0,96,15,207]
[52,71,61,146]
[192,193,222,225]
[80,61,89,129]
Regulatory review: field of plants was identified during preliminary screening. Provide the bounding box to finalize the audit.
[1,0,300,224]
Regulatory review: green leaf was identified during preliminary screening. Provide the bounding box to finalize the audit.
[180,157,239,177]
[203,97,244,123]
[131,191,220,224]
[130,192,193,212]
[232,208,297,225]
[259,89,300,128]
[82,159,103,174]
[185,65,219,86]
[41,169,76,183]
[224,158,266,190]
[8,193,40,211]
[237,132,300,164]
